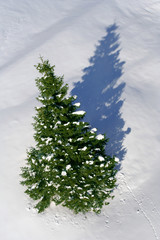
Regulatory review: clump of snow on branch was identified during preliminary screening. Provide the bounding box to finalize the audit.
[74,102,81,107]
[72,110,86,115]
[96,134,105,140]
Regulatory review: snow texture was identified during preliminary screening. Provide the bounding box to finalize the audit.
[91,128,97,133]
[66,165,71,171]
[1,0,160,240]
[72,110,86,115]
[61,171,67,177]
[98,156,104,162]
[74,102,81,107]
[96,134,105,140]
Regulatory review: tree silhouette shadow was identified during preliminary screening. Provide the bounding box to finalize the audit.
[71,24,131,166]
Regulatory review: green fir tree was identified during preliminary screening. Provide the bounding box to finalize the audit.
[20,58,117,214]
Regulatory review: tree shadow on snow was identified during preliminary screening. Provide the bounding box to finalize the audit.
[71,24,131,167]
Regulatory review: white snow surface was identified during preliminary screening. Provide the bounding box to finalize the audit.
[96,134,105,140]
[74,102,81,107]
[98,156,105,162]
[66,164,71,171]
[91,128,97,133]
[61,171,67,176]
[72,110,86,115]
[1,1,160,240]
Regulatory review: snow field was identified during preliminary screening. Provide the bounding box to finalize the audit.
[0,0,160,239]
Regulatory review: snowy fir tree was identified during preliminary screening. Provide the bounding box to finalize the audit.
[20,58,118,214]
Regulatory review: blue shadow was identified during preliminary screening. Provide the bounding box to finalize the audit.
[71,24,131,165]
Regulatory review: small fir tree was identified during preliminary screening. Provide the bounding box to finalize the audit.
[21,58,117,214]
